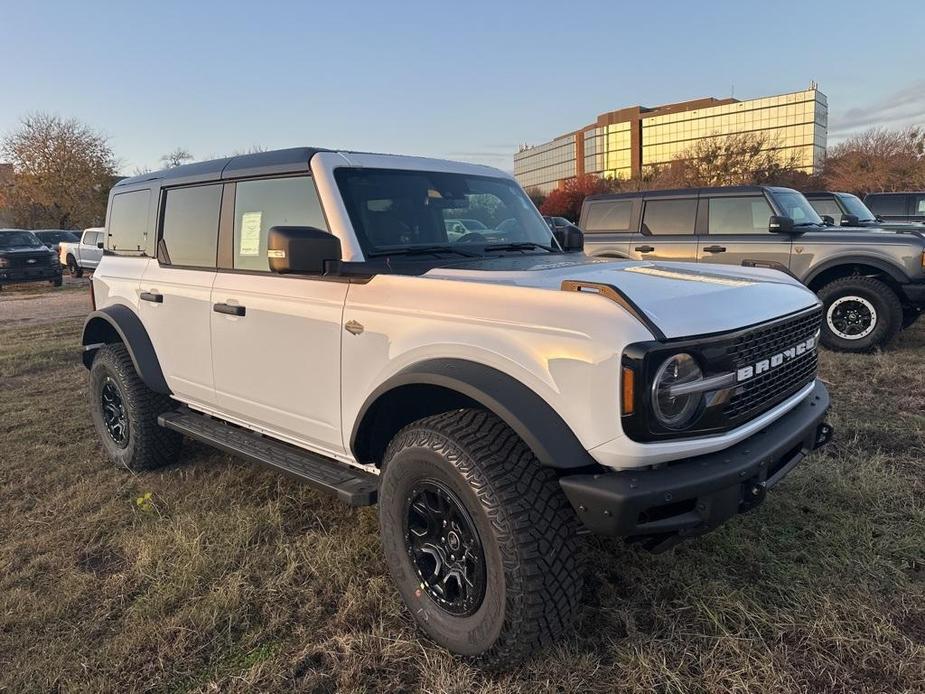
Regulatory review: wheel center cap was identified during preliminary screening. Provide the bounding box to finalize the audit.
[447,530,461,551]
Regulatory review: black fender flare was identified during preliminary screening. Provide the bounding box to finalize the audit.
[351,358,597,469]
[804,255,909,288]
[81,304,170,394]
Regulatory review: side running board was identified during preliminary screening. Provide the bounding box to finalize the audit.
[158,409,378,506]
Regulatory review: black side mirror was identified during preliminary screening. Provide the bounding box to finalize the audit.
[840,214,859,227]
[875,215,884,222]
[768,215,794,233]
[820,215,835,226]
[268,226,341,274]
[553,225,584,252]
[97,241,104,249]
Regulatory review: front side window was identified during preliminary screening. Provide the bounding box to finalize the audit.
[160,184,222,267]
[708,196,774,234]
[233,176,328,271]
[108,190,151,254]
[641,198,697,235]
[807,198,842,222]
[865,194,906,217]
[584,201,632,233]
[334,168,554,256]
[770,191,823,226]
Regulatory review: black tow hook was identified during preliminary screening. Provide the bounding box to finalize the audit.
[814,422,834,450]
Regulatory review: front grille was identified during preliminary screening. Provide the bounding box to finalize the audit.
[5,253,51,268]
[723,308,822,422]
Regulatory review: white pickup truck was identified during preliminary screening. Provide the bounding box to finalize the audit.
[81,147,833,666]
[58,227,105,276]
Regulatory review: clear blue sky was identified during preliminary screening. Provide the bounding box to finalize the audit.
[3,0,923,174]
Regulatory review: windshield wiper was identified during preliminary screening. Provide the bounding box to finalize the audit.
[794,222,825,228]
[367,245,481,258]
[483,242,558,253]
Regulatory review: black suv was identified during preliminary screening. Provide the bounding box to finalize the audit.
[0,229,63,290]
[864,192,925,223]
[806,191,925,231]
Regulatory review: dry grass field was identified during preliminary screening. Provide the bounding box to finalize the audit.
[0,282,922,693]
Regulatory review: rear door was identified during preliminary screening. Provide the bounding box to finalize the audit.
[209,175,348,455]
[581,198,635,257]
[629,195,699,262]
[138,183,221,408]
[697,193,792,273]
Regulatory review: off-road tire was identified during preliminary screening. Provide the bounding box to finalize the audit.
[88,344,181,471]
[67,255,83,278]
[378,409,583,668]
[817,276,903,352]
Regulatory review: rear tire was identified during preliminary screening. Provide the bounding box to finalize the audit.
[817,276,902,352]
[67,255,83,278]
[378,409,583,668]
[51,277,63,287]
[88,344,182,471]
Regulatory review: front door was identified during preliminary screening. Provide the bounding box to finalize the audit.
[629,196,699,262]
[209,175,347,455]
[697,194,792,274]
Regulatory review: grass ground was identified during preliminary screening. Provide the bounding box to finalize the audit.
[0,288,922,693]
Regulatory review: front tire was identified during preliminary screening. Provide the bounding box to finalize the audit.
[378,409,583,667]
[88,344,182,471]
[817,276,903,352]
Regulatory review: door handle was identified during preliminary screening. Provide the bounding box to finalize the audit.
[213,302,246,317]
[140,291,163,303]
[635,245,655,253]
[702,245,727,253]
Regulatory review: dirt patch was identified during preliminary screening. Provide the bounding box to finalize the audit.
[0,276,92,326]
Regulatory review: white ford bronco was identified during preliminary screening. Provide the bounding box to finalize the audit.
[82,147,833,665]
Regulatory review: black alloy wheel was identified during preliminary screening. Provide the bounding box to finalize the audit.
[100,376,129,447]
[404,480,486,616]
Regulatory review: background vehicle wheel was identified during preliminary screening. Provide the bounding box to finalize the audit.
[66,255,83,278]
[378,409,583,667]
[817,276,902,352]
[51,277,63,287]
[88,344,182,471]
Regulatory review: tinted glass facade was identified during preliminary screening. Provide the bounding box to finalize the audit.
[514,87,828,193]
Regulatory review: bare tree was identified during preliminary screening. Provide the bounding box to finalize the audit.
[823,127,925,196]
[160,148,193,168]
[1,113,117,229]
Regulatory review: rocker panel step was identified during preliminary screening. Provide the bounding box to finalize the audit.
[158,409,378,506]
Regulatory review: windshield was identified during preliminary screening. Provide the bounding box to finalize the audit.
[0,231,44,249]
[771,191,824,226]
[35,231,80,243]
[335,168,556,257]
[839,194,877,223]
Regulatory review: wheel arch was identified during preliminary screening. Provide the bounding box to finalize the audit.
[805,257,908,294]
[81,304,170,394]
[350,358,597,470]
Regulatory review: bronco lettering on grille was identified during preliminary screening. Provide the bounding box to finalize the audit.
[735,334,818,383]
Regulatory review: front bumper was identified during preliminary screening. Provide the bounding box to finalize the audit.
[0,265,62,284]
[560,380,831,552]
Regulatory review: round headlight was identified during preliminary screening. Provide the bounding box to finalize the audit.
[651,353,703,430]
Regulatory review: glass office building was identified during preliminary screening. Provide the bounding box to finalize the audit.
[514,86,828,193]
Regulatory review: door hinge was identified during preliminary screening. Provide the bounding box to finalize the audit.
[344,320,364,335]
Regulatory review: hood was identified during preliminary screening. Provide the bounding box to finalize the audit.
[424,255,819,339]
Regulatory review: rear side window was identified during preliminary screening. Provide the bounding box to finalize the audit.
[866,194,907,216]
[914,195,925,215]
[232,176,328,271]
[160,184,222,267]
[583,201,633,232]
[708,196,774,234]
[108,190,151,254]
[641,198,697,235]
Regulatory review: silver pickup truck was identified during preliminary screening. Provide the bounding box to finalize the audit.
[58,227,105,277]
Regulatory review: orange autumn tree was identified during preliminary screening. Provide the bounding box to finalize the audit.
[539,174,620,222]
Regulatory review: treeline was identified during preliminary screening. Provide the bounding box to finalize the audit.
[534,126,925,221]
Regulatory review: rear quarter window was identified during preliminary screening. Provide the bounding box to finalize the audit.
[107,189,152,255]
[583,200,633,233]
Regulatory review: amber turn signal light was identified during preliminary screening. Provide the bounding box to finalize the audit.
[621,366,635,415]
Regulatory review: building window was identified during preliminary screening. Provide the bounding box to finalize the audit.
[160,184,222,267]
